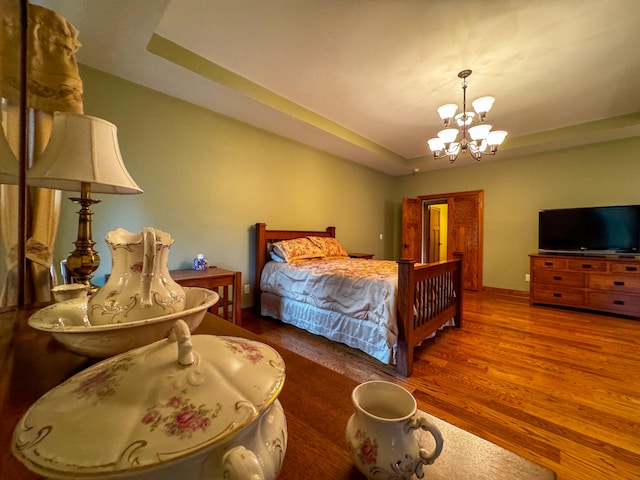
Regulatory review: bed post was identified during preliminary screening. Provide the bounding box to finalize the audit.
[396,258,415,376]
[453,251,464,328]
[254,223,267,315]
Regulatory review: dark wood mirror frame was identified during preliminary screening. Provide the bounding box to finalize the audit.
[0,0,28,370]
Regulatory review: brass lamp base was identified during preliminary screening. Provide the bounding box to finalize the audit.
[66,182,101,294]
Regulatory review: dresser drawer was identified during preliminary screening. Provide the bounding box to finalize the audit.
[588,274,640,293]
[531,286,585,307]
[532,258,567,269]
[588,291,640,316]
[567,259,607,272]
[610,262,640,274]
[533,270,585,288]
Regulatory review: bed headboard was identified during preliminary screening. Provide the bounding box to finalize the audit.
[254,223,336,313]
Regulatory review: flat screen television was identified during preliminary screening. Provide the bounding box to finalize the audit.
[538,205,640,254]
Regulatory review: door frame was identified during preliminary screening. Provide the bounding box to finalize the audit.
[419,190,483,291]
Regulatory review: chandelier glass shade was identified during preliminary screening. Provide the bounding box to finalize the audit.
[428,69,507,163]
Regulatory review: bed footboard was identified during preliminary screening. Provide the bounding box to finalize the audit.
[396,254,463,376]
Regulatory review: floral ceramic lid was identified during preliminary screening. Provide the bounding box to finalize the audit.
[12,320,285,478]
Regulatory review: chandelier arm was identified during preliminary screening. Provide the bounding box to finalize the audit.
[431,149,460,163]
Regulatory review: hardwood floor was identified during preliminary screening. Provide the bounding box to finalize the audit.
[241,291,640,480]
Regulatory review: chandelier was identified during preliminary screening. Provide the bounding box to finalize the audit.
[427,69,507,163]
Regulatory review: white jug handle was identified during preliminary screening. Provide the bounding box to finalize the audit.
[407,416,444,476]
[221,445,264,480]
[141,226,156,306]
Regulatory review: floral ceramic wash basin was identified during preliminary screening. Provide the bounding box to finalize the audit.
[12,320,287,480]
[28,287,218,358]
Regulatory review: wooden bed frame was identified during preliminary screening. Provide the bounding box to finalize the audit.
[254,223,463,376]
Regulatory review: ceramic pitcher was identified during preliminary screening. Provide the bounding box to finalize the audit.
[88,227,186,324]
[346,380,443,480]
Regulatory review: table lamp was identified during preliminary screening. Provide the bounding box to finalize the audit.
[27,112,143,290]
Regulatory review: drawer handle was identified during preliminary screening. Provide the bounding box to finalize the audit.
[614,300,625,305]
[626,266,637,272]
[544,262,553,266]
[553,276,562,281]
[614,281,625,286]
[581,264,592,269]
[553,293,562,297]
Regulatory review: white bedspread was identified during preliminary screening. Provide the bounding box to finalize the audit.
[260,258,399,351]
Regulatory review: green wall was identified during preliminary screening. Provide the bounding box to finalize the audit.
[395,138,640,292]
[54,66,395,305]
[55,66,640,303]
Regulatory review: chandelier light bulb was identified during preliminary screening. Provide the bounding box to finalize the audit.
[469,124,492,141]
[472,96,495,116]
[448,142,461,157]
[486,130,508,146]
[427,137,445,152]
[455,112,474,126]
[470,140,488,154]
[437,128,459,144]
[437,104,458,123]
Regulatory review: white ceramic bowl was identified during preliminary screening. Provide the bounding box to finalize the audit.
[28,287,219,358]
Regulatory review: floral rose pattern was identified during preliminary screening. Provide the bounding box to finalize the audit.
[141,390,222,439]
[225,339,264,363]
[72,356,134,404]
[130,261,143,273]
[350,428,421,479]
[105,289,120,299]
[350,428,378,465]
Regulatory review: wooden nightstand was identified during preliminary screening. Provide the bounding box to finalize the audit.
[348,253,374,259]
[171,267,242,325]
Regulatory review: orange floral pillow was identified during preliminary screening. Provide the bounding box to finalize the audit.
[307,236,349,258]
[272,238,325,262]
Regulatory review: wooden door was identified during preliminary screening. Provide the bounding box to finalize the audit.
[448,192,483,291]
[403,191,483,291]
[428,206,442,263]
[401,197,422,261]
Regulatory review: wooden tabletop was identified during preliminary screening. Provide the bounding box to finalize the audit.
[1,309,554,479]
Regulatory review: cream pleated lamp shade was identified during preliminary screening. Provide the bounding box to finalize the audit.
[27,112,142,194]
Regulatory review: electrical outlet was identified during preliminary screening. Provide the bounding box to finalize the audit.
[525,274,530,282]
[244,284,251,294]
[379,233,383,240]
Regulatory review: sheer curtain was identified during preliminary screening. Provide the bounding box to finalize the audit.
[0,1,83,306]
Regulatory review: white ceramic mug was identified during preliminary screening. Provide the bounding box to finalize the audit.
[51,283,89,303]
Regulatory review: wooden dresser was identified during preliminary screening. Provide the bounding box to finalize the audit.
[530,253,640,317]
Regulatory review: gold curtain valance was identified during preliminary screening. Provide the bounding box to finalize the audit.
[0,0,83,113]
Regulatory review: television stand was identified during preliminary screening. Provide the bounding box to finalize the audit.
[530,253,640,317]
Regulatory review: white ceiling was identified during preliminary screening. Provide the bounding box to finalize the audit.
[34,0,640,175]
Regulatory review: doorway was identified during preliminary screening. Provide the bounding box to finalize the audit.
[402,190,483,291]
[423,201,448,263]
